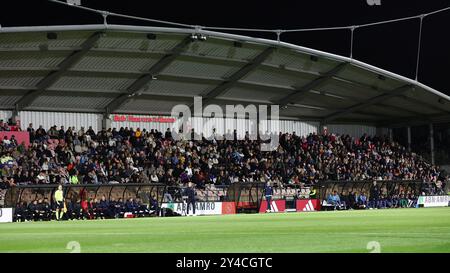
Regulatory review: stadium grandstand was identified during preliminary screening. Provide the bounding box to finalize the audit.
[0,0,449,224]
[1,0,450,258]
[0,23,449,220]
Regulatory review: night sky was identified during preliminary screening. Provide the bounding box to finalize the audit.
[1,0,449,95]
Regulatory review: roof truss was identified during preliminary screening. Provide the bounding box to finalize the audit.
[322,85,414,124]
[200,47,276,105]
[273,62,348,106]
[14,31,104,110]
[104,35,193,115]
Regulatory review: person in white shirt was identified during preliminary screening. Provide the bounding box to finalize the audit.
[2,137,11,146]
[185,165,193,177]
[150,172,159,183]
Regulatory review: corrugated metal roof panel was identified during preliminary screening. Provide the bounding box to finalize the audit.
[219,86,290,102]
[243,67,317,88]
[0,26,447,126]
[118,99,186,113]
[0,71,46,87]
[280,105,331,118]
[144,80,212,96]
[72,51,161,72]
[317,77,382,99]
[29,95,114,110]
[0,95,22,106]
[266,48,339,74]
[51,74,137,91]
[162,58,241,79]
[338,64,404,91]
[0,31,93,49]
[185,38,265,62]
[0,51,68,69]
[383,96,437,115]
[96,32,184,53]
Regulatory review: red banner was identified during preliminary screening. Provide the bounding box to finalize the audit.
[296,199,321,212]
[113,115,176,123]
[221,202,236,214]
[259,200,286,213]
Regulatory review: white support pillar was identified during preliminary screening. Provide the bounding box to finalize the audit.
[102,114,111,130]
[319,122,327,135]
[11,110,20,129]
[388,128,393,142]
[430,123,435,165]
[407,127,412,152]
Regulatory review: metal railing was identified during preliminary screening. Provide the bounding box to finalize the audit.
[2,180,446,209]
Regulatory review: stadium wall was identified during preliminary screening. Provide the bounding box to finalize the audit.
[110,114,373,138]
[0,110,12,123]
[326,124,377,138]
[19,111,102,132]
[0,111,376,137]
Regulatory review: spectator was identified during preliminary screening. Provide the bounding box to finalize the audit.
[70,171,79,185]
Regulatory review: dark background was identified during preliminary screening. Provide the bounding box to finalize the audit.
[1,0,449,94]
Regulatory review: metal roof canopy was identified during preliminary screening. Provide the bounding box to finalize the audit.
[0,24,449,128]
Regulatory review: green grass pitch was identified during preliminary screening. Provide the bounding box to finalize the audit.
[0,207,449,253]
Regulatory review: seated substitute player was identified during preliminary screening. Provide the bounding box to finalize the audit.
[40,198,52,220]
[126,198,139,216]
[113,198,126,218]
[347,190,357,209]
[36,199,46,220]
[91,198,100,219]
[148,194,160,216]
[97,196,110,219]
[28,199,40,221]
[327,191,343,210]
[357,191,368,209]
[108,197,118,218]
[14,201,29,222]
[80,198,91,219]
[67,199,83,220]
[135,198,149,217]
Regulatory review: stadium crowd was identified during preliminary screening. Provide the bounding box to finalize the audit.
[1,123,447,190]
[1,123,448,221]
[0,124,447,190]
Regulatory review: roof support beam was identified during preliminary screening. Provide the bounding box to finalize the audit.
[104,35,192,115]
[14,32,103,111]
[304,90,423,117]
[201,47,276,105]
[265,77,419,120]
[273,62,348,107]
[333,76,449,115]
[397,94,450,114]
[322,85,413,124]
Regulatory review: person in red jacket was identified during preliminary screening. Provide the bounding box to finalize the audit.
[80,198,88,218]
